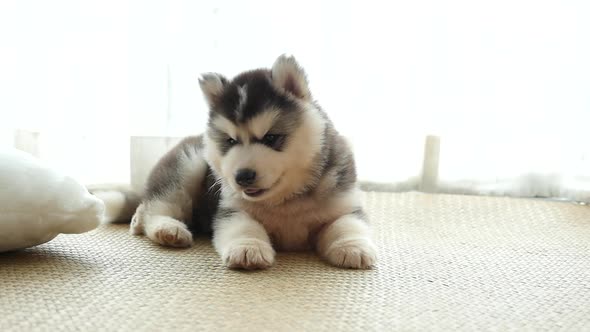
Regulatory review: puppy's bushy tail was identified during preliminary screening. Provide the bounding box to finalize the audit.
[87,184,141,224]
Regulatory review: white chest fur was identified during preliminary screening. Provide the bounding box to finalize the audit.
[238,189,361,251]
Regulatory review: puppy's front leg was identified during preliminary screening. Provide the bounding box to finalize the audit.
[317,212,377,269]
[213,210,275,270]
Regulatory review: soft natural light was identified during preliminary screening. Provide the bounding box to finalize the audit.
[1,0,589,196]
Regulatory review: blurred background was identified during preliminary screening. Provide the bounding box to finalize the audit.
[1,0,589,199]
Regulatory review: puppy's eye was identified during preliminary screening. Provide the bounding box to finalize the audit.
[226,137,238,146]
[261,134,280,147]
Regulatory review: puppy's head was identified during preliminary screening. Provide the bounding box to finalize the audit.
[200,55,325,203]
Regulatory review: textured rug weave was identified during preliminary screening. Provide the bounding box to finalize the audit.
[1,192,589,331]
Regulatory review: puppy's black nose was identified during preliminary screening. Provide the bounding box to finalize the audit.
[235,168,257,186]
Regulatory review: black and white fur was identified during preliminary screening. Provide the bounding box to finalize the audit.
[127,55,376,269]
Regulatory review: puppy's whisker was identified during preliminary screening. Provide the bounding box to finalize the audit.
[208,177,225,193]
[214,181,229,197]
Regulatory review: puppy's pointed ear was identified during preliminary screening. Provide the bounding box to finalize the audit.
[199,73,228,108]
[271,55,311,101]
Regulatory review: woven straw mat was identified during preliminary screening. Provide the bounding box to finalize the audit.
[1,192,589,331]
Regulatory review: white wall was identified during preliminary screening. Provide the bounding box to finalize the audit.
[1,0,589,185]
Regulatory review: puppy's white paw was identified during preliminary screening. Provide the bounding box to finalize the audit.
[147,217,193,248]
[154,224,192,248]
[324,238,377,269]
[224,239,275,270]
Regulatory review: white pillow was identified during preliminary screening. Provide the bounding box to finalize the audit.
[0,148,104,252]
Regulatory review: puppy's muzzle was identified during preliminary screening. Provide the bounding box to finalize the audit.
[235,168,257,187]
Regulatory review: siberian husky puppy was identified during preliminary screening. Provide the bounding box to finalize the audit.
[127,55,376,269]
